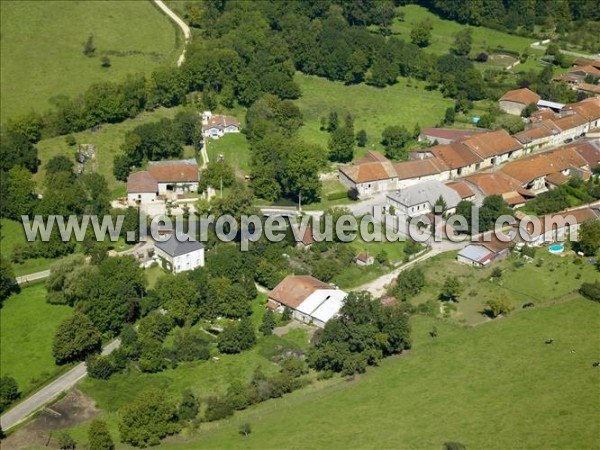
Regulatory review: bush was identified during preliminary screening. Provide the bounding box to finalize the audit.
[239,423,252,437]
[87,355,115,380]
[88,419,114,450]
[580,282,600,302]
[0,376,20,413]
[203,396,234,422]
[58,432,76,449]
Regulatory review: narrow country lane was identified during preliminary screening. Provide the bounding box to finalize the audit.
[0,340,121,431]
[153,0,191,67]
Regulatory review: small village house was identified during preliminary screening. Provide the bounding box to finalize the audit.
[499,88,541,115]
[127,159,199,205]
[202,111,241,139]
[153,234,205,273]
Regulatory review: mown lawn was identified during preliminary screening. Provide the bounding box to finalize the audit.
[154,298,599,449]
[293,73,454,159]
[410,249,600,325]
[390,5,536,57]
[35,107,184,195]
[0,0,181,120]
[0,283,72,395]
[205,132,252,177]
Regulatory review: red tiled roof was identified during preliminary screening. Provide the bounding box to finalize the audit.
[430,142,481,170]
[499,147,588,184]
[147,160,198,183]
[513,125,557,144]
[551,112,589,131]
[268,275,334,309]
[392,158,446,180]
[503,192,527,206]
[563,97,600,122]
[568,65,600,76]
[446,181,475,199]
[464,172,522,196]
[462,129,523,159]
[578,83,600,95]
[127,171,158,193]
[521,205,600,237]
[355,252,371,263]
[204,115,240,130]
[545,171,570,186]
[530,108,556,121]
[572,141,600,168]
[499,88,541,106]
[419,127,487,142]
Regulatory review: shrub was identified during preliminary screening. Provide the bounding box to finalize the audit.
[239,423,251,437]
[0,376,20,413]
[88,419,114,450]
[326,190,349,201]
[580,281,600,302]
[87,355,115,380]
[119,388,180,447]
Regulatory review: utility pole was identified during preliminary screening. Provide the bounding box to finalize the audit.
[298,191,302,213]
[220,177,223,199]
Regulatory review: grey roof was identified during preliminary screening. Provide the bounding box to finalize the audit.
[154,234,204,257]
[147,158,198,168]
[458,245,492,263]
[387,180,461,210]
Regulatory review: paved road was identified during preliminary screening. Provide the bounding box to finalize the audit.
[0,339,120,431]
[153,0,191,67]
[16,270,50,285]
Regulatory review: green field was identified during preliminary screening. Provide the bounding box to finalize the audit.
[0,0,181,120]
[35,107,183,196]
[0,219,54,277]
[391,5,536,57]
[293,73,454,158]
[157,299,600,449]
[0,283,72,394]
[205,132,252,177]
[411,250,600,325]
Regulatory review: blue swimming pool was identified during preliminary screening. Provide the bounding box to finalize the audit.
[548,244,564,253]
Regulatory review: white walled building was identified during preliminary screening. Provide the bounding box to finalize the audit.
[267,275,347,328]
[126,159,199,205]
[202,112,241,139]
[386,180,461,218]
[154,234,205,273]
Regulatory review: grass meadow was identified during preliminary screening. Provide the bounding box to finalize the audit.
[411,250,600,325]
[390,5,536,57]
[0,218,54,277]
[0,0,181,121]
[293,73,454,158]
[0,283,72,395]
[35,107,183,196]
[62,298,598,449]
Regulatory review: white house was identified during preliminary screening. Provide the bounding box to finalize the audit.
[153,234,205,273]
[202,112,241,139]
[386,180,461,218]
[267,275,347,328]
[127,171,159,204]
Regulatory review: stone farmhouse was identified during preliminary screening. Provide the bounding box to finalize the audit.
[127,159,199,205]
[499,88,541,115]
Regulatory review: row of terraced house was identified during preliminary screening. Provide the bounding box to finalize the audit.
[338,97,600,199]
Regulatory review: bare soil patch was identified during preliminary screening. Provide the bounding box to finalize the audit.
[2,389,99,450]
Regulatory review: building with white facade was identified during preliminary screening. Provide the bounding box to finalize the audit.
[153,234,205,273]
[202,112,241,139]
[386,180,461,218]
[267,275,347,328]
[126,159,199,205]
